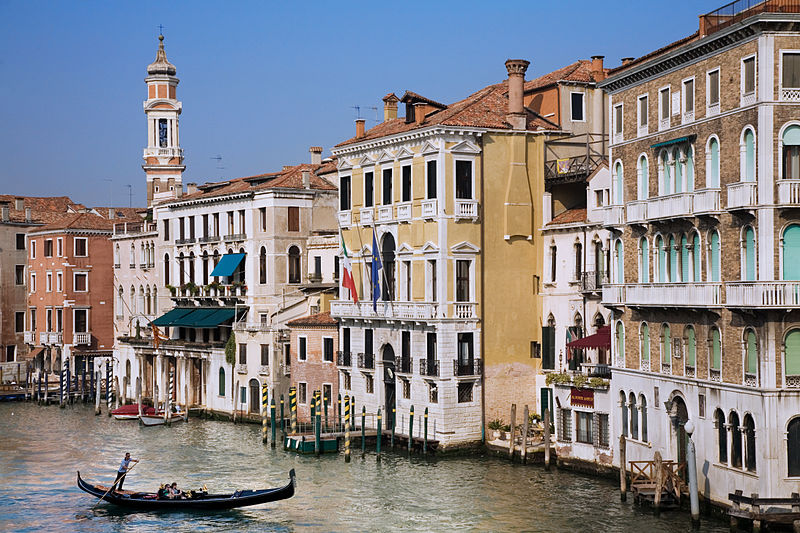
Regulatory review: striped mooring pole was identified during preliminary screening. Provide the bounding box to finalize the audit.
[106,361,112,416]
[423,407,429,454]
[323,392,329,432]
[280,394,285,435]
[376,408,382,461]
[65,363,71,405]
[344,394,351,463]
[289,387,297,435]
[270,397,277,448]
[167,369,174,424]
[261,382,269,443]
[391,407,396,448]
[315,396,322,457]
[59,360,66,408]
[361,406,366,455]
[408,405,415,453]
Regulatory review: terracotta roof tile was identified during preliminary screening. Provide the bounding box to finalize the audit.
[606,32,700,76]
[36,212,115,232]
[546,207,587,226]
[524,60,608,91]
[287,311,338,327]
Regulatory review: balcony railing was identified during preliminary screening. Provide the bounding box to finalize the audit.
[419,358,439,377]
[199,235,220,243]
[223,233,247,242]
[357,353,375,370]
[580,270,608,293]
[233,321,271,333]
[727,181,758,209]
[454,302,477,319]
[700,0,800,37]
[338,211,351,228]
[626,200,648,223]
[394,356,412,374]
[454,359,482,376]
[331,300,438,320]
[74,332,91,345]
[709,368,721,382]
[39,332,48,345]
[280,363,291,376]
[581,363,611,378]
[693,188,721,214]
[782,88,800,102]
[601,205,624,227]
[175,237,196,245]
[603,283,722,307]
[377,206,393,222]
[235,363,247,374]
[455,200,479,220]
[601,284,626,306]
[23,331,34,344]
[48,332,62,345]
[336,351,352,367]
[258,365,270,375]
[143,146,184,158]
[727,281,800,307]
[646,192,693,219]
[744,372,758,387]
[778,179,800,205]
[421,199,437,218]
[397,203,412,222]
[360,207,374,226]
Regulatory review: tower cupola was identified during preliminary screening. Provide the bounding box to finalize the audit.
[147,35,177,76]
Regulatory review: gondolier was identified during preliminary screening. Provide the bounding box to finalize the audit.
[115,452,138,491]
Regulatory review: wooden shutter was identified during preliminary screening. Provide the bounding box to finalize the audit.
[288,207,299,232]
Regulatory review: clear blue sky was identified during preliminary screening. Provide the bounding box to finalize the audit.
[0,0,722,208]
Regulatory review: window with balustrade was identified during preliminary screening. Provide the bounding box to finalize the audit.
[781,51,800,101]
[382,168,393,205]
[668,235,678,283]
[364,171,374,207]
[782,125,800,179]
[655,234,666,282]
[637,95,648,137]
[682,77,694,124]
[637,154,648,200]
[425,160,437,199]
[340,176,351,212]
[455,160,473,200]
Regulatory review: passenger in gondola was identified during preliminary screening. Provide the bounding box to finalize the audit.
[169,482,185,499]
[157,482,171,499]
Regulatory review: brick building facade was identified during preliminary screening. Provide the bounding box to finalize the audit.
[287,311,339,421]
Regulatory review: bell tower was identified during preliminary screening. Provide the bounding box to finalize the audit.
[143,34,185,207]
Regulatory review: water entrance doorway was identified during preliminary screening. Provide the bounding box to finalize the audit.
[382,344,396,427]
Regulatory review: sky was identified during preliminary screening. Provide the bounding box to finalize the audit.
[0,0,724,208]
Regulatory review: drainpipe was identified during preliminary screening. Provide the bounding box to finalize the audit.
[479,134,486,443]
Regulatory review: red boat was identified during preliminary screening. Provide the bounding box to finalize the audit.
[111,404,156,420]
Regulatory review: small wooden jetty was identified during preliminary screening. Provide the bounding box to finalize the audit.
[284,434,339,454]
[629,455,686,509]
[728,490,800,532]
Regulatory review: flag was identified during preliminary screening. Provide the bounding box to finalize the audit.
[151,324,166,349]
[565,328,573,362]
[340,231,358,303]
[371,228,383,311]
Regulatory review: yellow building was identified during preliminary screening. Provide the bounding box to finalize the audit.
[330,59,564,447]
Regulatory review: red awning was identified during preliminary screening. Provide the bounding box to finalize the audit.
[567,325,611,349]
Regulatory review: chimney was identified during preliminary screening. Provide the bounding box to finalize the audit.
[383,93,399,121]
[505,59,530,130]
[355,118,366,139]
[1,203,9,222]
[414,102,428,125]
[591,55,605,82]
[108,208,115,219]
[621,57,635,67]
[25,207,31,222]
[186,182,198,195]
[309,146,323,165]
[283,165,292,171]
[15,198,24,211]
[302,170,310,189]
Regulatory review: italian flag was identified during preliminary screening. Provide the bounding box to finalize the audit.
[341,232,359,303]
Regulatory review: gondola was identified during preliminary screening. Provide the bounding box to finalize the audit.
[77,469,295,510]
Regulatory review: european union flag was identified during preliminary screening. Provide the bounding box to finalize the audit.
[371,228,383,311]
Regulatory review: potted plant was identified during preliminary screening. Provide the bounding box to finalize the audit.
[166,284,176,297]
[572,374,588,389]
[207,281,221,297]
[488,419,504,440]
[501,423,512,441]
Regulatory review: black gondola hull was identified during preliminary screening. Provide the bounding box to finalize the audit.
[77,470,295,510]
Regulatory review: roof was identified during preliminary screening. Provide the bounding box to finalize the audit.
[37,212,115,232]
[287,311,338,327]
[524,60,608,91]
[147,35,176,76]
[399,90,447,109]
[606,31,700,76]
[336,81,559,147]
[546,207,587,226]
[0,195,139,228]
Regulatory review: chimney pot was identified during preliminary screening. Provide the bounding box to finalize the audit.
[621,57,635,66]
[302,170,311,189]
[355,118,366,139]
[505,59,530,130]
[15,198,24,211]
[309,146,323,165]
[108,208,115,219]
[591,55,606,82]
[413,102,428,125]
[186,182,198,195]
[25,207,31,222]
[382,93,399,122]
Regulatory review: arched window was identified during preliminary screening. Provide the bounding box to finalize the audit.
[130,243,135,266]
[218,367,226,397]
[783,125,800,179]
[710,327,722,372]
[729,411,742,468]
[152,286,157,312]
[638,155,648,200]
[715,408,728,464]
[661,324,671,365]
[164,253,170,285]
[669,235,678,282]
[656,235,667,282]
[640,322,650,366]
[660,150,671,195]
[381,234,396,300]
[140,243,146,265]
[629,392,638,440]
[783,225,800,280]
[707,137,720,188]
[138,286,145,314]
[673,147,683,193]
[178,252,185,285]
[620,391,628,437]
[785,330,800,383]
[685,325,696,368]
[686,146,694,191]
[145,287,151,315]
[574,242,583,281]
[616,321,625,365]
[745,329,758,378]
[743,414,756,472]
[639,237,649,283]
[288,245,301,284]
[114,244,120,266]
[639,394,648,442]
[680,234,689,282]
[743,226,756,281]
[614,240,624,283]
[742,128,756,182]
[188,252,195,283]
[615,162,624,204]
[788,417,800,476]
[691,231,701,282]
[117,286,124,317]
[709,230,721,282]
[259,246,267,284]
[130,286,135,313]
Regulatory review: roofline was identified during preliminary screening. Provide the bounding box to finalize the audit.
[27,228,112,237]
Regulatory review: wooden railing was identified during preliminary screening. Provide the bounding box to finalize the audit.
[629,459,686,502]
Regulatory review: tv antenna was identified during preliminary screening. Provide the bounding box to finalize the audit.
[368,106,379,123]
[126,185,133,207]
[351,105,362,119]
[210,155,225,169]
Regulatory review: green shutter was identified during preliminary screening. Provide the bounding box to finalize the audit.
[745,130,755,182]
[687,327,696,366]
[639,157,648,200]
[784,225,800,280]
[746,331,757,374]
[616,241,624,283]
[711,232,720,282]
[663,325,671,363]
[745,227,756,281]
[616,163,624,204]
[662,153,671,195]
[681,235,689,282]
[669,236,678,282]
[642,323,650,362]
[693,233,701,281]
[712,329,721,370]
[687,147,694,191]
[657,236,666,282]
[786,330,800,376]
[641,238,649,283]
[710,139,720,187]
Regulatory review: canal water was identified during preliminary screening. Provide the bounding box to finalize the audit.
[0,402,729,532]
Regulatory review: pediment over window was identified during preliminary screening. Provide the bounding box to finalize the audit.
[357,154,375,167]
[421,140,440,155]
[377,150,396,163]
[359,245,372,257]
[338,158,353,170]
[396,147,415,160]
[450,140,481,155]
[450,241,480,254]
[422,241,439,254]
[397,243,414,256]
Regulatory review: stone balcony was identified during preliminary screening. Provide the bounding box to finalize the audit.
[377,206,393,223]
[421,199,437,219]
[455,200,479,220]
[646,192,694,220]
[602,283,722,308]
[74,332,92,346]
[692,188,722,215]
[727,181,758,210]
[727,281,800,308]
[331,300,438,321]
[360,207,374,226]
[23,331,34,344]
[143,146,183,159]
[48,332,62,345]
[396,203,412,222]
[778,179,800,205]
[338,211,351,228]
[600,205,624,227]
[454,358,482,377]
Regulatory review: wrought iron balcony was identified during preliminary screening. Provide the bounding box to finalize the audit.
[336,351,352,367]
[454,359,482,377]
[580,271,607,293]
[419,358,439,377]
[357,352,375,370]
[394,356,412,374]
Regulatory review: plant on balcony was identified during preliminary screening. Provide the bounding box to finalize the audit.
[572,374,588,388]
[166,284,176,296]
[225,331,236,365]
[206,281,221,296]
[181,282,199,296]
[589,377,610,389]
[545,371,572,386]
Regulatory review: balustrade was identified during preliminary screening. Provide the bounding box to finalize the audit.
[726,181,757,209]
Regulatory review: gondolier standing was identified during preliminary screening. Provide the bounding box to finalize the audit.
[115,452,138,491]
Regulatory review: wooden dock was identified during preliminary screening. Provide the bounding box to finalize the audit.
[728,490,800,531]
[629,457,686,510]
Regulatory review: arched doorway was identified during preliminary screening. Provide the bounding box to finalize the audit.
[671,395,689,467]
[382,344,396,427]
[249,378,260,414]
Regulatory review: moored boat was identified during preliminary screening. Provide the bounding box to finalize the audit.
[112,404,156,420]
[77,470,296,510]
[139,412,186,426]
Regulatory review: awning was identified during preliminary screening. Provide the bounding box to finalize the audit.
[566,325,611,349]
[210,253,245,277]
[650,135,696,149]
[151,308,196,327]
[29,347,45,360]
[151,307,237,328]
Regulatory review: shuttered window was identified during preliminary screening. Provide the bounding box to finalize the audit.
[657,236,666,282]
[638,156,648,200]
[708,70,720,105]
[709,138,720,187]
[686,326,696,367]
[616,322,625,362]
[542,326,555,369]
[710,231,721,282]
[693,233,701,281]
[745,227,756,281]
[426,161,437,199]
[785,330,800,376]
[687,147,694,191]
[674,148,683,193]
[785,225,800,280]
[401,165,412,202]
[681,234,689,282]
[662,325,671,364]
[641,323,650,363]
[711,328,721,370]
[640,238,649,283]
[746,331,757,375]
[782,52,800,88]
[288,207,299,232]
[615,163,623,204]
[744,130,756,182]
[669,235,678,282]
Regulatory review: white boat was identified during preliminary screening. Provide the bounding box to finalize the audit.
[139,412,187,426]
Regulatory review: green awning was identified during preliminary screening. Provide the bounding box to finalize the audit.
[210,253,245,277]
[151,308,196,327]
[651,135,696,149]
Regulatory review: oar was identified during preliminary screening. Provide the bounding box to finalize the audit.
[91,460,140,511]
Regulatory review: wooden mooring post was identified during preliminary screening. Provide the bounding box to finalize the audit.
[408,405,414,453]
[270,397,277,447]
[376,408,382,461]
[653,450,664,514]
[94,370,102,416]
[361,406,366,456]
[619,434,627,501]
[508,404,517,460]
[791,492,799,533]
[521,405,530,464]
[391,407,396,449]
[544,407,551,471]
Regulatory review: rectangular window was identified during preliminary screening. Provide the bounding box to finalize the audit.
[46,272,52,292]
[364,172,374,207]
[299,337,307,361]
[258,208,266,232]
[260,344,270,366]
[455,161,472,199]
[30,272,36,292]
[44,239,53,257]
[189,215,196,239]
[613,104,623,135]
[46,309,52,331]
[163,219,170,241]
[288,206,299,232]
[366,374,374,394]
[74,238,87,257]
[15,265,24,285]
[401,165,412,202]
[698,393,706,418]
[402,379,410,399]
[426,332,437,362]
[783,52,800,88]
[457,382,473,403]
[30,308,36,331]
[558,407,572,442]
[570,92,585,121]
[16,233,25,250]
[202,214,209,238]
[179,217,185,240]
[382,168,393,205]
[743,56,756,95]
[15,312,24,333]
[427,259,437,301]
[238,210,245,235]
[323,384,332,404]
[364,329,373,358]
[682,78,694,114]
[638,95,648,128]
[56,238,63,257]
[238,343,247,365]
[74,309,87,333]
[31,240,36,259]
[542,326,555,369]
[343,372,351,391]
[426,160,437,199]
[74,272,87,292]
[340,175,351,211]
[659,87,670,121]
[323,337,334,362]
[708,69,720,106]
[227,211,234,234]
[298,382,307,404]
[429,382,438,403]
[576,411,593,444]
[212,213,220,236]
[456,259,470,302]
[56,308,62,332]
[343,327,350,353]
[56,272,62,292]
[402,260,411,301]
[595,413,610,448]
